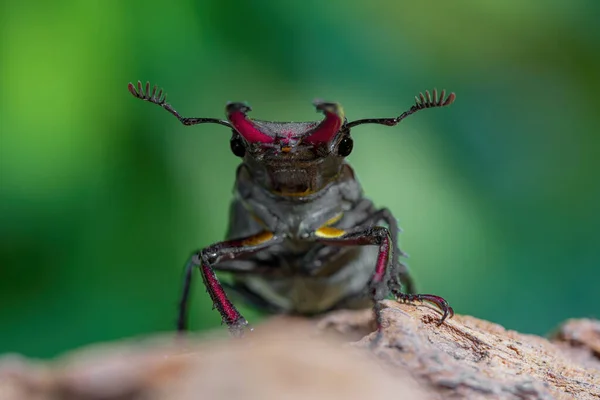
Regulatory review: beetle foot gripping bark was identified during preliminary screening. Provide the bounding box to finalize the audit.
[177,251,251,338]
[176,232,281,336]
[391,286,454,325]
[196,252,252,337]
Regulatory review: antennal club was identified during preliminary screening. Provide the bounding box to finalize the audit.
[346,88,455,129]
[127,80,232,128]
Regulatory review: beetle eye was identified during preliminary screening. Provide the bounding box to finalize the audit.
[337,136,353,157]
[230,136,246,157]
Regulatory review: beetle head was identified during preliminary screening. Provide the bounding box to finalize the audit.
[226,101,350,197]
[128,81,455,198]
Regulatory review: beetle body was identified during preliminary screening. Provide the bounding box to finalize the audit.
[227,162,379,314]
[128,81,455,336]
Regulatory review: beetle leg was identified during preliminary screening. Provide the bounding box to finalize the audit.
[392,290,454,325]
[178,231,282,336]
[312,226,395,330]
[312,225,452,326]
[368,214,454,324]
[356,207,415,294]
[353,209,454,322]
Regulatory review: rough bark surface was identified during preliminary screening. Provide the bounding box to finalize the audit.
[1,300,599,400]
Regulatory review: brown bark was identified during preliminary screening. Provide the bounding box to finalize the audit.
[1,300,599,399]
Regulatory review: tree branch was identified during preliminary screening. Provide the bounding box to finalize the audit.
[1,301,598,399]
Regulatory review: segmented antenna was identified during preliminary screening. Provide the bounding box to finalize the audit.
[415,89,455,109]
[127,80,231,128]
[346,88,455,129]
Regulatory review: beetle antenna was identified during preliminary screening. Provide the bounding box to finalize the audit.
[127,80,232,128]
[346,89,455,129]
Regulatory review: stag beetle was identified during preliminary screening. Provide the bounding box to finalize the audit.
[128,81,456,336]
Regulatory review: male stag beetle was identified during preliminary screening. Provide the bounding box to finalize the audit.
[128,81,456,337]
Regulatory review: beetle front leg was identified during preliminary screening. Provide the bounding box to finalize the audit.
[358,207,415,294]
[312,226,395,330]
[354,209,453,324]
[178,231,282,336]
[312,225,453,327]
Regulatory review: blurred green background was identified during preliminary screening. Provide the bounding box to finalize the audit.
[1,0,599,358]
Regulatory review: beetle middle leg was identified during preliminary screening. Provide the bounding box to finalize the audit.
[177,231,283,336]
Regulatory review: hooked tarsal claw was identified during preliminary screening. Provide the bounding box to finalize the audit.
[395,292,454,325]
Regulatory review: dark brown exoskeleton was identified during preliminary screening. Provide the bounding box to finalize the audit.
[128,81,456,337]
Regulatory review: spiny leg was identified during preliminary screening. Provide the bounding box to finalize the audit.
[390,284,454,325]
[313,224,452,326]
[354,208,452,324]
[311,226,395,331]
[178,231,282,336]
[357,207,415,294]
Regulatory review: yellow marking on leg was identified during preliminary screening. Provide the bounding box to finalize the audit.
[250,213,268,228]
[242,231,274,246]
[315,226,346,238]
[324,213,343,226]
